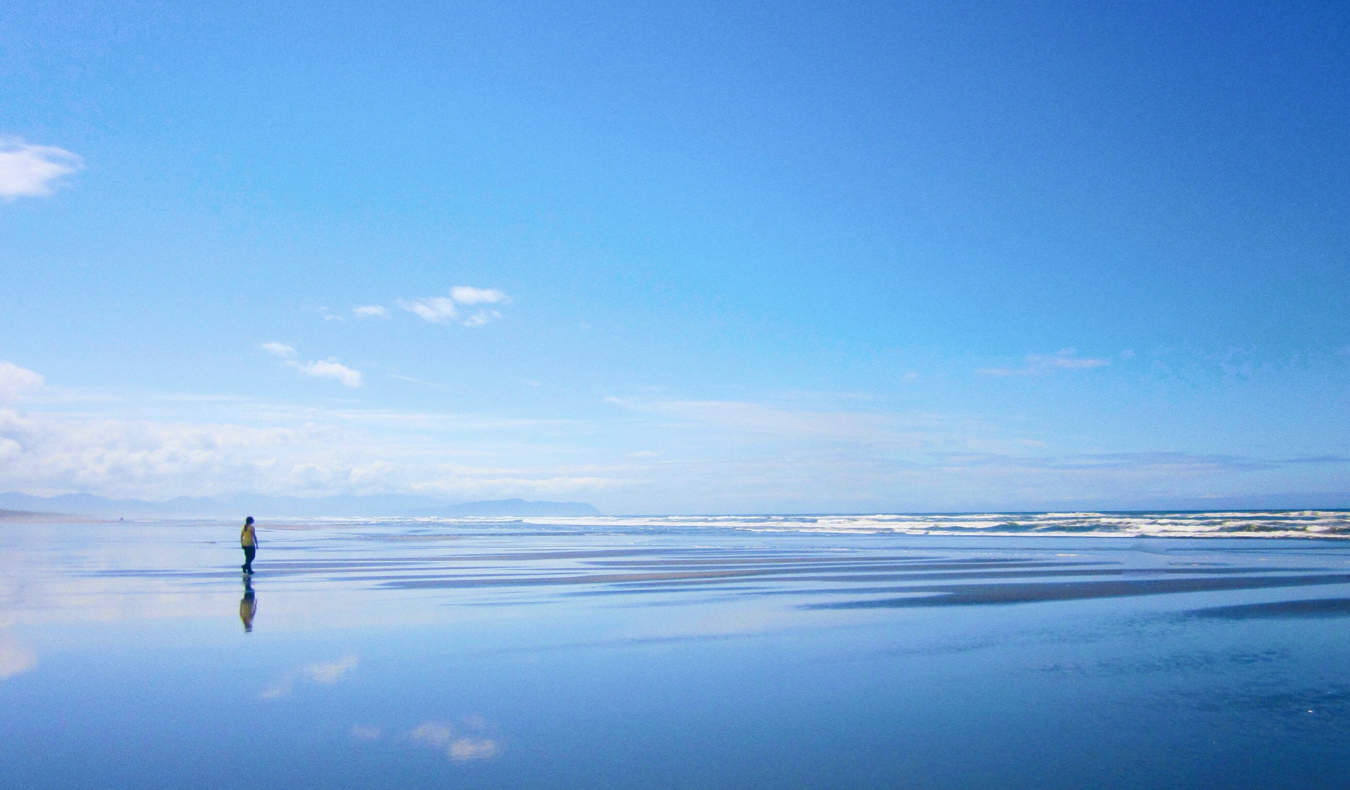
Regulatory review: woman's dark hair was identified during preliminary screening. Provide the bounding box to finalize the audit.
[245,516,254,524]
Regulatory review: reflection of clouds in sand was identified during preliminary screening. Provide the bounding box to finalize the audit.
[304,654,358,683]
[261,681,290,699]
[1,536,252,627]
[407,718,504,761]
[347,716,504,762]
[0,639,37,680]
[621,605,813,642]
[409,720,502,761]
[263,654,359,699]
[0,582,37,679]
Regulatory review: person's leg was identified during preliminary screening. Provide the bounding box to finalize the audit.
[243,545,256,573]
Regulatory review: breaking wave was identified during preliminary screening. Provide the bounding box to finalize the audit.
[440,511,1350,539]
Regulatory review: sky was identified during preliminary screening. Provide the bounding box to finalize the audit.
[2,0,1348,513]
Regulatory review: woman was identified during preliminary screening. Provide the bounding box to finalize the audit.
[241,516,258,574]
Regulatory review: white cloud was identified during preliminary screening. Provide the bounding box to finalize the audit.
[977,348,1110,376]
[450,286,508,305]
[260,342,297,360]
[400,286,509,326]
[0,361,44,402]
[460,310,502,328]
[262,343,362,387]
[0,137,83,199]
[399,296,459,324]
[353,305,389,319]
[296,360,363,388]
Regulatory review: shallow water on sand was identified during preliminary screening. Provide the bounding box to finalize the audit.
[4,519,1350,788]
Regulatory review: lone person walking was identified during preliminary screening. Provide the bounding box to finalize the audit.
[241,516,258,574]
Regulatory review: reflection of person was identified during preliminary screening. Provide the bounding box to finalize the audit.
[241,516,258,574]
[239,576,257,632]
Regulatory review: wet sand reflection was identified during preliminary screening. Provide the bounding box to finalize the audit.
[239,575,257,632]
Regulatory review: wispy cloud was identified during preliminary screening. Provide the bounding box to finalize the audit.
[460,309,502,327]
[399,296,459,324]
[603,397,918,444]
[400,286,510,327]
[353,305,389,319]
[296,360,363,388]
[977,348,1110,376]
[923,451,1289,473]
[0,361,44,402]
[262,343,362,387]
[450,286,507,305]
[260,342,297,360]
[0,137,83,199]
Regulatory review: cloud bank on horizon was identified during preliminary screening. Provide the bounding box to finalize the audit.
[2,2,1347,512]
[2,356,1348,512]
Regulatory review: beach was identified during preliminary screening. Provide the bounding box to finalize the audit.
[4,515,1350,788]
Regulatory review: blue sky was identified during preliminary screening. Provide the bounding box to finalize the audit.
[2,1,1348,513]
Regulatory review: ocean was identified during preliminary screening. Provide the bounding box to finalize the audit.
[3,511,1350,788]
[390,509,1350,539]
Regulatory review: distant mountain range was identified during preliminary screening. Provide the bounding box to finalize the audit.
[0,492,601,518]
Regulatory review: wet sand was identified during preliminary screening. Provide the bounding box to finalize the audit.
[4,520,1350,788]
